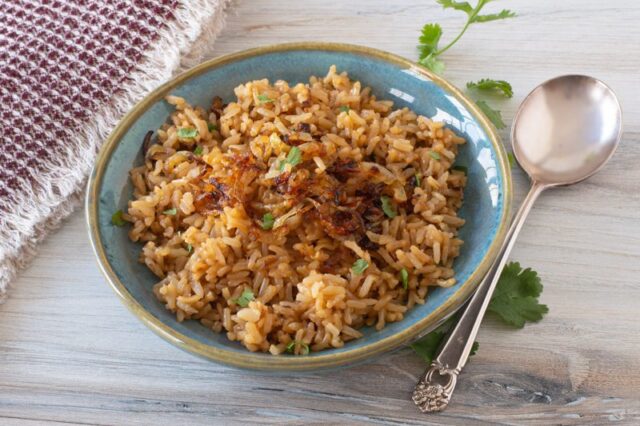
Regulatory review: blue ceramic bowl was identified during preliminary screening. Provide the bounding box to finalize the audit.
[86,43,512,371]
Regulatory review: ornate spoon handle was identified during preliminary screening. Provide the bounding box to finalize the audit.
[412,182,546,413]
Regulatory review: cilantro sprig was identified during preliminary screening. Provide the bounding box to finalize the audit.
[417,0,515,74]
[411,262,547,362]
[476,100,506,129]
[380,196,397,219]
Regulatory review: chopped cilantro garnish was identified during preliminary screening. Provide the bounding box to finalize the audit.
[351,259,369,275]
[261,212,275,230]
[279,147,302,171]
[177,127,198,139]
[339,105,350,113]
[234,289,255,307]
[163,208,177,215]
[452,165,468,175]
[111,210,126,226]
[257,94,274,104]
[400,268,409,290]
[186,243,193,254]
[380,196,397,218]
[286,341,310,355]
[429,151,441,160]
[414,172,422,187]
[207,122,218,132]
[193,145,203,156]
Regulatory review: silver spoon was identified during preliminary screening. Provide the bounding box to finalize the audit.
[412,75,622,413]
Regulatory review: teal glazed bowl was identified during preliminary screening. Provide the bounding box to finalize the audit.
[86,42,512,371]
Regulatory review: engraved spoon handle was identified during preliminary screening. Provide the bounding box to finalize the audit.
[412,181,547,413]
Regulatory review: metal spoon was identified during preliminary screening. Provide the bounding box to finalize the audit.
[412,75,622,413]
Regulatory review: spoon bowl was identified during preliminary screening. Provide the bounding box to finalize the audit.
[512,75,622,186]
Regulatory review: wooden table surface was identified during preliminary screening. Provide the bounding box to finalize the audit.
[2,0,640,424]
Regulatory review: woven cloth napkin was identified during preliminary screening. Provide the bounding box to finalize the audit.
[0,0,230,299]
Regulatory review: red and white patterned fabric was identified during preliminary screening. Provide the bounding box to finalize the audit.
[0,0,229,298]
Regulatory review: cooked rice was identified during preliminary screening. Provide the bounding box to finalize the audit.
[125,66,467,355]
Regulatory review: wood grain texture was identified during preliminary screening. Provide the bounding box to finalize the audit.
[2,0,640,424]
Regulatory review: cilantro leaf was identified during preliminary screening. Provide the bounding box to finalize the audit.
[400,268,409,290]
[471,9,516,23]
[380,196,397,218]
[466,79,513,98]
[488,262,549,328]
[207,122,218,132]
[339,105,350,113]
[257,94,274,104]
[507,152,516,168]
[352,259,369,275]
[436,0,473,14]
[475,100,506,129]
[429,151,441,160]
[414,172,422,187]
[418,23,443,59]
[186,243,193,254]
[111,210,126,226]
[193,145,203,156]
[177,127,198,139]
[452,165,468,175]
[411,330,446,364]
[470,341,479,356]
[163,208,177,216]
[234,289,255,307]
[419,54,445,74]
[261,212,275,230]
[286,341,310,355]
[279,147,302,171]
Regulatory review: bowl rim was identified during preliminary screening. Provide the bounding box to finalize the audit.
[85,41,513,371]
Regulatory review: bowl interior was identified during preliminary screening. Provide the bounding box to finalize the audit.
[91,45,509,369]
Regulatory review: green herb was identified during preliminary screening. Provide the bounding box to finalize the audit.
[414,172,422,187]
[286,341,310,355]
[186,243,193,254]
[111,210,126,226]
[507,152,516,168]
[351,259,369,275]
[411,315,478,364]
[476,100,506,129]
[452,165,468,174]
[429,151,441,160]
[193,145,203,156]
[257,94,274,104]
[207,122,218,132]
[279,147,302,171]
[339,105,351,113]
[411,261,547,362]
[467,78,514,98]
[417,1,515,73]
[163,208,177,216]
[234,289,255,307]
[261,212,275,230]
[380,196,397,218]
[488,262,549,328]
[177,127,198,139]
[411,329,446,364]
[400,268,409,290]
